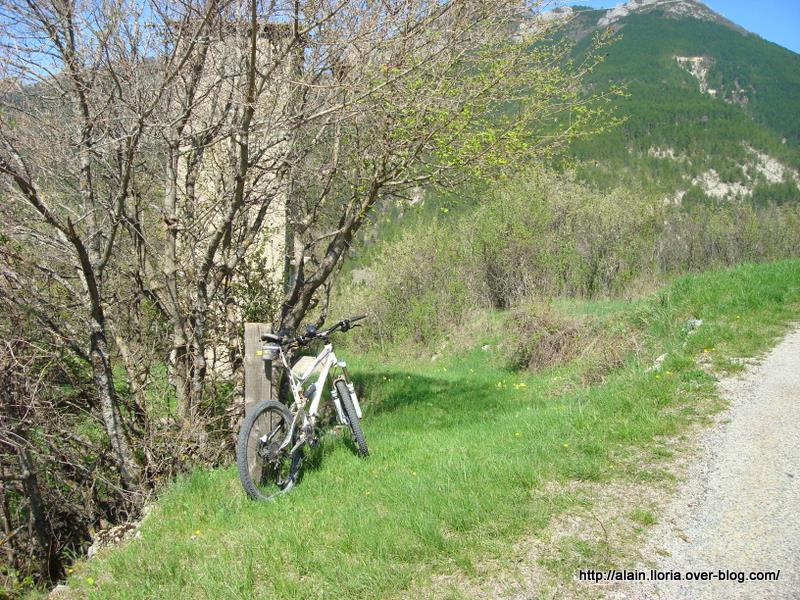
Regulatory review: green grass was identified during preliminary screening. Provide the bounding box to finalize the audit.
[630,508,658,527]
[64,260,800,599]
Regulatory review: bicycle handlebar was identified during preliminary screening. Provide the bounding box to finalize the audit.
[261,315,367,347]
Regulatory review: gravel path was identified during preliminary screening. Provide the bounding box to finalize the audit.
[612,327,800,599]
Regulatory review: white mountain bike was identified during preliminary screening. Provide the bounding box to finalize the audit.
[236,315,368,501]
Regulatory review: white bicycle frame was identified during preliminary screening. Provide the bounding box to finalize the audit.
[275,341,363,434]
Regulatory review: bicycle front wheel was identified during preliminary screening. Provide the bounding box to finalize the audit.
[335,379,369,456]
[236,400,302,501]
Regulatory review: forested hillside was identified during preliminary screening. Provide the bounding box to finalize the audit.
[563,4,800,203]
[354,0,800,256]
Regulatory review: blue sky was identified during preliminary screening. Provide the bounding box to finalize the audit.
[561,0,800,54]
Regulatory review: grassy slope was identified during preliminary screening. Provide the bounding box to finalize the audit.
[64,260,800,599]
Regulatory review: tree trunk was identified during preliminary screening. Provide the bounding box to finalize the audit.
[0,482,17,576]
[16,446,61,582]
[111,330,148,433]
[89,323,143,491]
[188,298,208,424]
[164,142,191,418]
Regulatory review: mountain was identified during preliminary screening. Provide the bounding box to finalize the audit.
[548,0,800,204]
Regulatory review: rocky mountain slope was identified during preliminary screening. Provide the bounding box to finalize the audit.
[549,0,800,204]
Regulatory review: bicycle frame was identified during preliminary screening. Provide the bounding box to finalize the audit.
[275,341,363,438]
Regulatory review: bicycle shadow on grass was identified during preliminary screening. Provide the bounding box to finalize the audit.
[295,427,358,477]
[292,369,527,488]
[295,369,497,452]
[351,369,514,423]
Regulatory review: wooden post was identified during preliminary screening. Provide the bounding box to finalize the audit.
[244,323,272,416]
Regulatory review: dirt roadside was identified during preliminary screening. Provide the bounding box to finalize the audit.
[608,326,800,599]
[412,326,800,600]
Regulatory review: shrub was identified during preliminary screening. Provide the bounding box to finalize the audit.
[503,303,585,371]
[339,171,800,348]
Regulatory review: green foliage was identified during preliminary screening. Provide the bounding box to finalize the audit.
[564,12,800,195]
[630,508,657,526]
[751,179,800,206]
[341,172,800,348]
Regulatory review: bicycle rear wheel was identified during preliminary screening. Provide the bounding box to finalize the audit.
[236,400,302,501]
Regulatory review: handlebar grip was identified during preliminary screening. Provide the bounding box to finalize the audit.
[261,332,284,343]
[350,314,367,322]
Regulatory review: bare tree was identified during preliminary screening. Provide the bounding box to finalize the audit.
[133,0,617,421]
[0,0,243,482]
[275,1,615,334]
[0,0,154,489]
